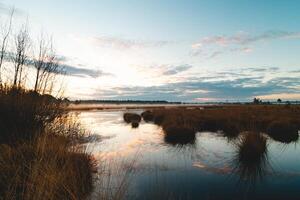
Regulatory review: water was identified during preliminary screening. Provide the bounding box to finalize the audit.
[75,110,300,200]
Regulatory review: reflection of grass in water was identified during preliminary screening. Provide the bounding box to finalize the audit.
[232,132,270,186]
[93,153,138,200]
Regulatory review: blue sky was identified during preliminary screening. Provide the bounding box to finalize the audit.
[1,0,300,101]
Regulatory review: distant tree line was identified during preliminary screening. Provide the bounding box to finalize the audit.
[73,100,182,104]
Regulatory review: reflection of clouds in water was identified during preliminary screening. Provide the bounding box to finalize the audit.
[93,137,160,160]
[76,110,300,199]
[190,132,235,169]
[193,161,232,175]
[122,162,172,173]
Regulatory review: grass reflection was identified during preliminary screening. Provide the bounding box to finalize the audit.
[232,132,270,185]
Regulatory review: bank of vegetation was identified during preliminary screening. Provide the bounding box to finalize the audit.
[124,105,300,145]
[0,10,96,200]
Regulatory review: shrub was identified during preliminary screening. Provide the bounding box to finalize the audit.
[144,105,300,143]
[233,132,269,183]
[141,110,154,122]
[267,120,299,143]
[131,122,139,128]
[123,113,141,123]
[163,126,196,145]
[0,86,96,200]
[0,134,96,200]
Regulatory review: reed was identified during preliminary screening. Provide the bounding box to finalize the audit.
[0,86,96,200]
[144,105,300,143]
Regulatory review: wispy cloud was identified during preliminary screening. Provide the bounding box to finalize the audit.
[191,30,300,58]
[194,31,300,47]
[90,36,172,50]
[62,64,112,78]
[22,55,112,79]
[161,64,192,76]
[49,55,112,78]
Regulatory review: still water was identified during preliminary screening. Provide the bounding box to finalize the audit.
[76,110,300,200]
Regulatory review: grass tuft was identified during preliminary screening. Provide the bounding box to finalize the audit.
[0,86,96,200]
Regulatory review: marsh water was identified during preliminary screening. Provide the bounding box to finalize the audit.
[75,109,300,200]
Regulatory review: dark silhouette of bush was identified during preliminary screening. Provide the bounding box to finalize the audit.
[0,86,96,199]
[0,86,64,144]
[163,126,196,145]
[123,113,141,123]
[267,120,299,143]
[131,121,139,128]
[232,132,269,184]
[0,134,96,200]
[141,110,154,122]
[143,105,300,144]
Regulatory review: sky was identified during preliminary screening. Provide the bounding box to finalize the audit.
[0,0,300,102]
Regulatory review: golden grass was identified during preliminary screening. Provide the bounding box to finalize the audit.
[0,86,96,200]
[144,105,300,143]
[232,132,269,184]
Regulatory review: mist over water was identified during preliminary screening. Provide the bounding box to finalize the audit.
[77,110,300,200]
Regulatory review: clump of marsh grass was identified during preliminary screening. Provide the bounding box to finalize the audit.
[267,120,299,143]
[144,105,300,144]
[0,86,96,200]
[163,126,196,146]
[0,85,64,144]
[0,133,96,200]
[141,110,154,122]
[232,132,269,185]
[123,113,141,123]
[123,113,141,128]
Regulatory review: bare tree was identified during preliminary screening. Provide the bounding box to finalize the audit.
[0,9,14,84]
[11,23,30,87]
[33,33,50,92]
[33,37,64,95]
[41,53,64,95]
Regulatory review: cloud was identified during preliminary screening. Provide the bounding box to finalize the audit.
[18,54,111,79]
[89,67,300,101]
[62,64,112,78]
[191,30,300,58]
[194,31,300,47]
[161,64,192,76]
[90,36,172,49]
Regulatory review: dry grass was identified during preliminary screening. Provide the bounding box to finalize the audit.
[0,86,96,200]
[163,126,196,145]
[0,134,96,200]
[232,132,269,184]
[0,85,64,144]
[144,105,300,143]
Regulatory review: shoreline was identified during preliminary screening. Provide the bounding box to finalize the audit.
[66,103,220,111]
[66,103,296,111]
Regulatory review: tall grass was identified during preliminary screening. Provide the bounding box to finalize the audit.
[143,105,300,143]
[232,132,269,184]
[0,86,96,200]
